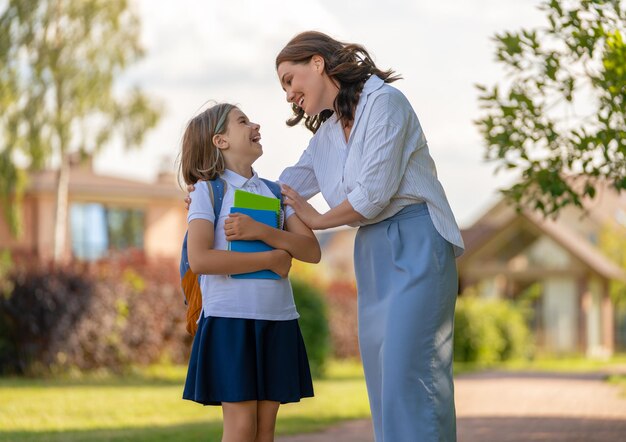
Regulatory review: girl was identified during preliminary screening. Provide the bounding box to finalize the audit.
[179,102,319,442]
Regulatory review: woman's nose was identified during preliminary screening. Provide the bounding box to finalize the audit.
[286,90,295,103]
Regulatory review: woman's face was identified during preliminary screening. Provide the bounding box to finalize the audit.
[277,56,336,116]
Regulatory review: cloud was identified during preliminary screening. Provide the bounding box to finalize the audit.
[125,0,345,89]
[101,0,553,227]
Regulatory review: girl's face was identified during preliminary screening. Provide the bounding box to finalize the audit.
[277,56,337,116]
[216,108,262,163]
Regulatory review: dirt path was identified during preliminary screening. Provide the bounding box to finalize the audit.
[277,371,626,442]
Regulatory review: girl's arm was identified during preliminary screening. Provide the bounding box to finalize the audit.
[188,218,292,277]
[224,213,321,263]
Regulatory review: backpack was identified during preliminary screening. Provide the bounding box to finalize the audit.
[180,177,283,336]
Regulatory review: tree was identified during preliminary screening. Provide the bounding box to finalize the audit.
[476,0,626,217]
[0,0,160,262]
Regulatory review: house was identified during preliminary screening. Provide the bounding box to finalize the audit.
[459,184,626,357]
[316,185,626,357]
[0,157,188,263]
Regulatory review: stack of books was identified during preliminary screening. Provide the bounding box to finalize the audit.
[229,189,281,280]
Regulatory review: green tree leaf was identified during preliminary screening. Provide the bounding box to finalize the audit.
[0,0,161,260]
[476,0,626,218]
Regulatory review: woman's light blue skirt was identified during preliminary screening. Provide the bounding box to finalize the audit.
[354,203,458,442]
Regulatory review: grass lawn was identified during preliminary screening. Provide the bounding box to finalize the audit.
[608,374,626,397]
[3,355,626,441]
[0,360,370,442]
[454,353,626,375]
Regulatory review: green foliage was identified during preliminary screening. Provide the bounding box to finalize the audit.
[0,0,161,240]
[476,0,626,218]
[599,224,626,349]
[454,293,533,364]
[599,224,626,307]
[290,278,331,378]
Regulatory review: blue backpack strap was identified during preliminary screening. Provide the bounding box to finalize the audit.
[209,178,225,229]
[180,178,225,307]
[260,178,282,201]
[180,231,190,279]
[260,178,284,229]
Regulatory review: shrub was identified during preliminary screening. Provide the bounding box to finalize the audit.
[325,280,360,359]
[0,256,190,375]
[290,278,330,378]
[454,295,532,364]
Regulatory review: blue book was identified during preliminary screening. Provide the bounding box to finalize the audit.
[228,207,280,280]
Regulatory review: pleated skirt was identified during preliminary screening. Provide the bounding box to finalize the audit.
[183,315,314,406]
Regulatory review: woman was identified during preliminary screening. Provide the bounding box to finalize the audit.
[187,31,464,441]
[275,31,464,442]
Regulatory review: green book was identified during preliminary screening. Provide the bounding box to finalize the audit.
[233,189,280,213]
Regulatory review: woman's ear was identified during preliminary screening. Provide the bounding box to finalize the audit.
[311,55,325,74]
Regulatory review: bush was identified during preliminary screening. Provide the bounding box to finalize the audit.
[290,278,330,378]
[454,295,532,364]
[0,255,190,375]
[325,280,360,359]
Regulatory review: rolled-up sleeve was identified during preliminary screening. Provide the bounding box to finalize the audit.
[278,146,320,200]
[347,120,411,219]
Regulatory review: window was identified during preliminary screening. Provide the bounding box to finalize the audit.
[70,203,145,260]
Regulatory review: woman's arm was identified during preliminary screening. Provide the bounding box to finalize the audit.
[278,143,320,199]
[188,218,292,277]
[224,213,321,263]
[281,185,365,230]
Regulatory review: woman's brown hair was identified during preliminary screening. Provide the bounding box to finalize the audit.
[275,31,401,134]
[178,103,235,187]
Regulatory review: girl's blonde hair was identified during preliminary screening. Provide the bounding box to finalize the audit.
[178,103,236,186]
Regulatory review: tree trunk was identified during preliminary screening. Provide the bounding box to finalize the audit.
[52,152,70,264]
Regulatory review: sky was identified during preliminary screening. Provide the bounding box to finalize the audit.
[96,0,546,228]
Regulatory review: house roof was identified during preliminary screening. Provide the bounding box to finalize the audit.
[523,211,626,281]
[460,188,626,282]
[26,167,184,200]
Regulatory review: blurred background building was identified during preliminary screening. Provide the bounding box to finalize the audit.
[0,155,187,263]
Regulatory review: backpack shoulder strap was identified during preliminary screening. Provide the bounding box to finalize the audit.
[260,178,285,230]
[208,178,226,230]
[260,178,282,201]
[180,178,226,332]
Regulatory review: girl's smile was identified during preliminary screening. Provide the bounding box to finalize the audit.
[219,108,263,152]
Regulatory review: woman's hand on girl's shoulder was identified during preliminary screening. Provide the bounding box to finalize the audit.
[268,249,293,279]
[281,184,322,229]
[184,183,196,210]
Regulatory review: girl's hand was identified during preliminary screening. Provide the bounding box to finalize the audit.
[184,183,196,210]
[269,249,293,279]
[224,213,268,241]
[281,184,323,229]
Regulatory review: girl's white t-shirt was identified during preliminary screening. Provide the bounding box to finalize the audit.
[187,169,299,321]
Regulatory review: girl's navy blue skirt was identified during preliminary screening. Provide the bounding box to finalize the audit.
[183,315,314,406]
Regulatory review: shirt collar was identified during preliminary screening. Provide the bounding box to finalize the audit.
[329,75,385,122]
[221,168,261,190]
[327,75,385,131]
[361,74,385,97]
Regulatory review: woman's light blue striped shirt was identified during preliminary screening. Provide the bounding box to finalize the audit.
[279,75,465,257]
